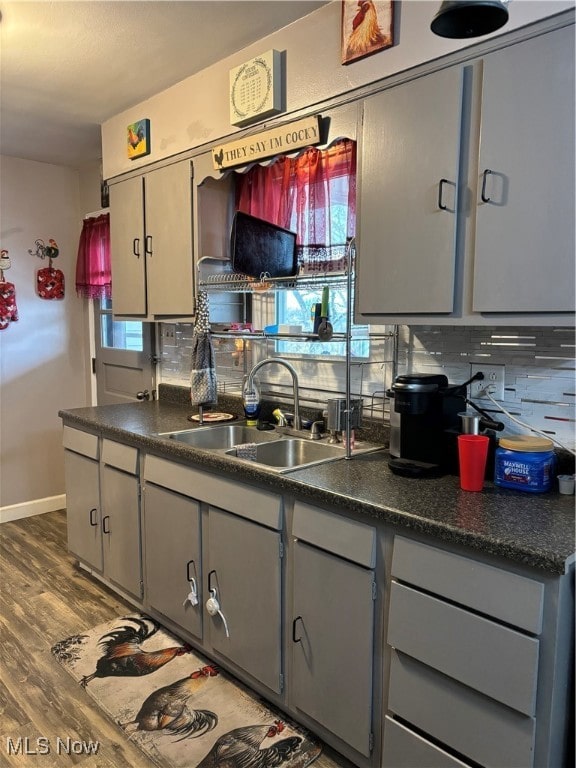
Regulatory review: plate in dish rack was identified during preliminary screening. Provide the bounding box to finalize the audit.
[188,412,236,423]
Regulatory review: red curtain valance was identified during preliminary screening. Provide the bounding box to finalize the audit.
[75,213,111,299]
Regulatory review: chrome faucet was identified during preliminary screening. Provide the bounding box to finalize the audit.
[247,358,301,430]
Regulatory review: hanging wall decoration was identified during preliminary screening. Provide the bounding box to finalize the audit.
[0,250,19,331]
[29,238,65,300]
[127,118,151,160]
[341,0,394,65]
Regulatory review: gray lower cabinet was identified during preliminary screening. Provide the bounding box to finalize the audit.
[63,428,102,571]
[100,440,142,599]
[382,535,571,768]
[207,506,282,695]
[290,502,377,758]
[142,482,202,640]
[142,455,284,696]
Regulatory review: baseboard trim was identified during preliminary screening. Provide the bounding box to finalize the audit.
[0,495,66,523]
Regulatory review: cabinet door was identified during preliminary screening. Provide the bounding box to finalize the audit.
[473,26,575,312]
[145,161,195,316]
[109,176,146,316]
[357,66,463,315]
[64,450,102,570]
[292,540,375,757]
[101,465,142,598]
[207,507,282,694]
[144,483,202,640]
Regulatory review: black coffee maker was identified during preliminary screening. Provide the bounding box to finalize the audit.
[387,374,462,477]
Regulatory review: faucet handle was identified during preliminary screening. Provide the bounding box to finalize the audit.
[310,420,325,440]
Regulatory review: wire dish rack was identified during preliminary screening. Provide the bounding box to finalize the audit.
[198,253,352,292]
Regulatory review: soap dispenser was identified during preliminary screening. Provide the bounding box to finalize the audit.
[242,376,261,425]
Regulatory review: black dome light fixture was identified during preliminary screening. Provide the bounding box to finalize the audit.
[431,0,510,39]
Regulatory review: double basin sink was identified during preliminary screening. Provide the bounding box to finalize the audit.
[159,422,377,473]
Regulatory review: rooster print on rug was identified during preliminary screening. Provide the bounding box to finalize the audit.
[122,665,219,741]
[197,719,321,767]
[52,614,334,768]
[78,616,192,687]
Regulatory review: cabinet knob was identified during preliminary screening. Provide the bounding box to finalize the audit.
[89,507,98,527]
[132,238,140,258]
[102,515,110,534]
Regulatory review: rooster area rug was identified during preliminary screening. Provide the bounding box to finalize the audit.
[52,613,336,768]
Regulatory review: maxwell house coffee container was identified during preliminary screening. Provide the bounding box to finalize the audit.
[495,435,556,493]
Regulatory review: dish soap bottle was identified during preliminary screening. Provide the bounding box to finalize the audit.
[242,377,261,426]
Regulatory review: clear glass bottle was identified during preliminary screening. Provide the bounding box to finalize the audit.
[242,377,261,425]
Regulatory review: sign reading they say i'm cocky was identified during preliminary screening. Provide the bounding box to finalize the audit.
[212,115,321,171]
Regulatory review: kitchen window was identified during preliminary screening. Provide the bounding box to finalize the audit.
[235,139,368,358]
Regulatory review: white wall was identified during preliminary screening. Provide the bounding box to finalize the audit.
[0,156,90,517]
[101,0,573,179]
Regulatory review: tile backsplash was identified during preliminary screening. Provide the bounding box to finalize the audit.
[396,326,575,451]
[159,323,575,451]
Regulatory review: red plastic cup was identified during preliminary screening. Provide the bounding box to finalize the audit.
[458,434,490,492]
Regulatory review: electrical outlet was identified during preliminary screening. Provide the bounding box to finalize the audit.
[469,364,505,401]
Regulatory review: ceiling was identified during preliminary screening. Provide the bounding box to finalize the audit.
[0,1,329,169]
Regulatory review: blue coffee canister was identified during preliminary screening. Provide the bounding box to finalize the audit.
[495,435,556,493]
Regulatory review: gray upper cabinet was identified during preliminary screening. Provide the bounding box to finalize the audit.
[357,66,463,315]
[109,159,195,319]
[356,24,575,325]
[472,25,575,312]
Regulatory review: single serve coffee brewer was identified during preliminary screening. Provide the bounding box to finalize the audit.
[387,373,462,477]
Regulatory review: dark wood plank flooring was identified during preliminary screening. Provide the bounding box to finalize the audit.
[0,511,350,768]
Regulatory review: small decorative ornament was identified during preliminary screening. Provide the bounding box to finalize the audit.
[127,119,151,160]
[0,249,19,331]
[229,50,283,126]
[29,238,65,299]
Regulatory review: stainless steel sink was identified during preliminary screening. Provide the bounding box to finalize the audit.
[226,437,346,471]
[159,423,383,473]
[160,424,277,450]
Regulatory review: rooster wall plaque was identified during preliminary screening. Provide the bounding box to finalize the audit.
[342,0,394,64]
[127,118,151,160]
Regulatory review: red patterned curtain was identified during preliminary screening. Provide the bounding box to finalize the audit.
[75,213,111,299]
[235,140,356,269]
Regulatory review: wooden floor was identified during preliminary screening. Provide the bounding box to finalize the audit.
[0,511,350,768]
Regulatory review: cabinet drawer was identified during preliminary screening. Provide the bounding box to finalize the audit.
[383,717,472,768]
[293,501,376,568]
[63,426,99,460]
[102,439,138,475]
[392,536,543,634]
[388,651,535,767]
[144,456,282,530]
[388,581,539,715]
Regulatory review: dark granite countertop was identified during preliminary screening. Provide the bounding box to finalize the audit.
[59,400,575,575]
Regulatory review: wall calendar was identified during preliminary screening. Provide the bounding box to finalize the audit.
[229,50,283,127]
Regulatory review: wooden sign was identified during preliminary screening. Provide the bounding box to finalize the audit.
[212,115,321,171]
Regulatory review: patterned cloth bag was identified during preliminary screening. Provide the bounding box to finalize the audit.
[190,291,217,405]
